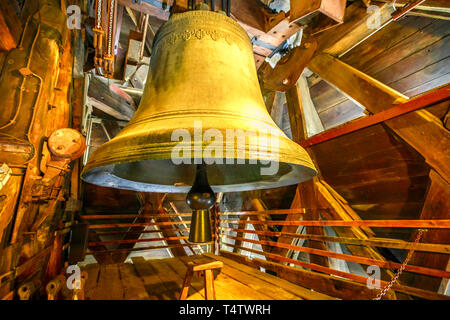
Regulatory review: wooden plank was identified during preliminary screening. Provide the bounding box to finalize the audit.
[377,1,450,14]
[88,221,189,229]
[341,15,433,70]
[314,2,395,55]
[82,264,100,300]
[362,19,449,76]
[118,264,150,300]
[81,208,306,219]
[81,213,192,219]
[217,261,304,300]
[96,264,124,300]
[220,219,450,228]
[88,236,188,246]
[149,259,185,300]
[88,76,136,120]
[86,243,195,255]
[131,257,171,300]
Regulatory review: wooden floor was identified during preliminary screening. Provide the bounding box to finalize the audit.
[82,253,334,300]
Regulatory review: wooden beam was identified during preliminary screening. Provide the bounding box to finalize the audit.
[286,83,308,142]
[87,76,136,120]
[118,0,170,20]
[86,243,195,255]
[300,85,450,148]
[0,0,22,51]
[219,227,450,254]
[88,236,189,246]
[88,221,190,229]
[378,0,450,13]
[401,170,450,291]
[80,213,191,219]
[223,235,450,279]
[219,249,449,300]
[219,219,450,228]
[80,208,306,219]
[308,53,450,183]
[313,2,395,56]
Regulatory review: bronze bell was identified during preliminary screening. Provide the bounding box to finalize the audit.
[81,10,317,193]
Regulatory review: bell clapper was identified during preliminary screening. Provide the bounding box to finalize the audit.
[186,162,216,244]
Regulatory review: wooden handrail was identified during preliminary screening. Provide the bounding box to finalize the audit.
[219,219,450,228]
[88,221,191,229]
[223,235,450,279]
[94,228,190,236]
[218,209,307,216]
[85,243,200,255]
[219,227,450,254]
[88,236,190,246]
[221,244,449,300]
[80,213,192,219]
[80,209,311,220]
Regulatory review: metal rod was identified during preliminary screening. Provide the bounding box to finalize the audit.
[226,0,231,16]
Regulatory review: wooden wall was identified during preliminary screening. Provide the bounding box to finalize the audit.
[308,15,450,130]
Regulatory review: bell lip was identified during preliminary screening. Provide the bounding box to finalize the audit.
[81,160,317,193]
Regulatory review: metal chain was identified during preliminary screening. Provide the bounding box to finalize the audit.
[107,0,115,56]
[96,0,102,29]
[374,229,426,300]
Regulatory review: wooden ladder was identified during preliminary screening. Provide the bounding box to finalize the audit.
[179,260,223,300]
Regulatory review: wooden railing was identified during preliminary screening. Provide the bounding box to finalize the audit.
[217,209,450,300]
[80,209,450,299]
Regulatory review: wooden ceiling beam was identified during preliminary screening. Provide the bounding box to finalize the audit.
[300,85,450,148]
[118,0,170,20]
[308,53,450,184]
[313,2,396,56]
[87,76,137,120]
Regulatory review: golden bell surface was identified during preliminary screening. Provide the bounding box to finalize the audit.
[82,11,317,193]
[188,210,213,244]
